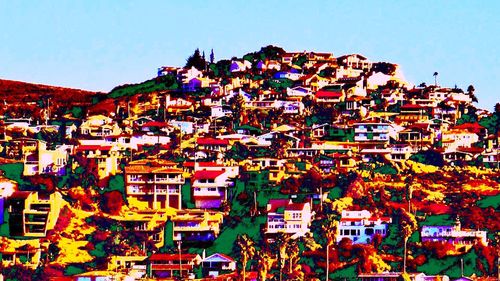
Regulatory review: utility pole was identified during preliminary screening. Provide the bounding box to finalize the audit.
[178,240,182,278]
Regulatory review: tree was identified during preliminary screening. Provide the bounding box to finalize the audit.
[228,93,245,125]
[256,249,275,281]
[185,48,206,71]
[467,84,478,103]
[274,233,290,281]
[399,209,417,273]
[433,72,438,86]
[322,214,339,281]
[210,49,215,64]
[236,234,256,281]
[286,239,300,274]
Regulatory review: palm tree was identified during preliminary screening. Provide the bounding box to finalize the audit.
[256,249,275,281]
[322,215,339,281]
[274,233,291,281]
[433,72,438,86]
[286,239,300,274]
[400,209,418,273]
[236,234,256,281]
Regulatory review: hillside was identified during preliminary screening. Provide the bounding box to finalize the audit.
[0,79,99,105]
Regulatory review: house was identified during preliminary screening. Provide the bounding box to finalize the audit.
[266,199,313,239]
[336,210,392,244]
[182,76,211,92]
[337,54,372,71]
[7,191,62,237]
[192,169,232,209]
[115,210,168,249]
[337,77,366,97]
[74,143,125,179]
[443,146,484,163]
[169,120,195,135]
[210,105,233,119]
[1,240,42,269]
[396,103,429,125]
[389,144,415,161]
[124,159,184,210]
[421,216,488,247]
[358,272,449,281]
[172,210,224,244]
[23,140,72,176]
[79,114,122,138]
[442,129,479,149]
[166,97,194,114]
[315,153,356,173]
[196,137,230,152]
[148,253,201,279]
[247,158,287,184]
[301,74,331,91]
[140,121,174,134]
[230,60,252,72]
[315,89,344,103]
[177,66,203,84]
[107,255,148,277]
[157,66,178,77]
[286,86,312,99]
[201,253,236,278]
[353,122,390,143]
[397,123,434,149]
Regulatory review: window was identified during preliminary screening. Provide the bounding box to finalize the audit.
[291,212,302,220]
[129,175,140,182]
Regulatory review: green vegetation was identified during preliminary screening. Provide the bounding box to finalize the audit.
[420,214,454,226]
[205,216,266,256]
[476,194,500,209]
[0,163,28,187]
[107,75,178,99]
[181,181,195,209]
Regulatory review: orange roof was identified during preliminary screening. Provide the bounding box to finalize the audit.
[125,165,183,174]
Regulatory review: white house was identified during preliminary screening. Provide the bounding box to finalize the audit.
[266,199,313,239]
[421,217,487,246]
[336,210,392,244]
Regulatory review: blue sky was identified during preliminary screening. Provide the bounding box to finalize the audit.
[1,1,498,110]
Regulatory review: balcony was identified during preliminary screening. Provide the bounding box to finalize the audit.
[155,176,184,184]
[193,188,222,198]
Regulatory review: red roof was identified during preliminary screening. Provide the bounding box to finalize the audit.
[141,121,172,128]
[452,122,485,133]
[149,253,199,262]
[76,145,112,151]
[457,146,484,154]
[315,90,342,99]
[196,138,229,146]
[267,199,290,213]
[340,218,362,222]
[193,170,225,180]
[267,199,307,212]
[401,103,424,109]
[197,162,225,168]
